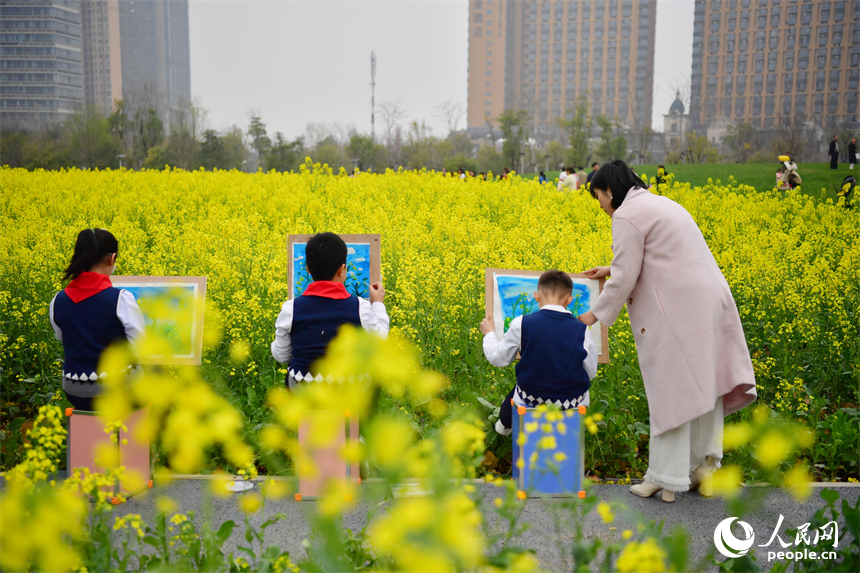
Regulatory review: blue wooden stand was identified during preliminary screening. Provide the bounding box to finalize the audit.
[512,403,586,498]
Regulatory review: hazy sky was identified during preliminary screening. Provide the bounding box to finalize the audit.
[188,0,695,140]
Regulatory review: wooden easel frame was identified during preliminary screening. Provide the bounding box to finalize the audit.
[485,268,609,364]
[287,234,381,300]
[110,275,207,365]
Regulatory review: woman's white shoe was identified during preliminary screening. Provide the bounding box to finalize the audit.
[630,481,663,498]
[689,460,715,497]
[631,481,676,502]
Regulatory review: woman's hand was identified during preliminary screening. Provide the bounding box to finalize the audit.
[578,311,598,326]
[480,316,495,335]
[582,266,611,279]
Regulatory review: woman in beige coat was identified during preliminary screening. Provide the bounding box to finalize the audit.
[578,161,757,503]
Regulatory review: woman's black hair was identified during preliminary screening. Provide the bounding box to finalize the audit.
[588,160,647,210]
[63,229,118,281]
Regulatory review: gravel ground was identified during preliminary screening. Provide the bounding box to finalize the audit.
[111,479,859,571]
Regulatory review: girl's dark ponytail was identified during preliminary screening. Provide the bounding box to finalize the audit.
[63,229,119,281]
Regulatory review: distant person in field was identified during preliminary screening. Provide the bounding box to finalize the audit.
[538,171,548,184]
[50,229,145,411]
[557,168,567,190]
[849,138,857,171]
[839,175,856,209]
[586,162,600,185]
[271,233,389,388]
[576,166,588,187]
[777,155,801,190]
[654,165,669,195]
[560,167,579,191]
[580,160,757,504]
[480,270,597,436]
[829,136,839,170]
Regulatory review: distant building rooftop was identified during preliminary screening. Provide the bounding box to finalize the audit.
[668,91,685,115]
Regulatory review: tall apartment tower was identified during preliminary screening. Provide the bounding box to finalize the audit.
[467,0,657,133]
[0,0,84,127]
[690,0,860,133]
[80,0,122,114]
[119,0,191,127]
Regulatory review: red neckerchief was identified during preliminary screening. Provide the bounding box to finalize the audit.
[302,281,351,299]
[64,272,113,303]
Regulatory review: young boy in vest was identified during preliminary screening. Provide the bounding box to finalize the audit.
[480,270,598,435]
[271,233,389,388]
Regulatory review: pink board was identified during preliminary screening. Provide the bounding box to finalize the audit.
[68,412,113,475]
[66,408,152,499]
[119,407,151,495]
[297,411,360,498]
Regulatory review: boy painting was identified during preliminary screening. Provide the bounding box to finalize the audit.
[480,270,598,435]
[271,232,389,387]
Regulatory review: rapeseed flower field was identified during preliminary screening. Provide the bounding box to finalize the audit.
[1,162,857,480]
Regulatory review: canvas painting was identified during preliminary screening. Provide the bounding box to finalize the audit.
[110,276,207,365]
[485,269,609,363]
[288,234,381,299]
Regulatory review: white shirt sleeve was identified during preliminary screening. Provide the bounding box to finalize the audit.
[482,315,523,367]
[583,326,598,380]
[271,299,294,364]
[359,298,390,340]
[49,294,62,342]
[117,289,146,343]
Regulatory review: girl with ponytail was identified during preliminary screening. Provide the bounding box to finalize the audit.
[49,229,145,410]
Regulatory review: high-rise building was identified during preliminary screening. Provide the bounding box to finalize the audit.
[467,0,657,133]
[119,0,191,127]
[689,0,860,133]
[81,0,122,114]
[0,0,85,127]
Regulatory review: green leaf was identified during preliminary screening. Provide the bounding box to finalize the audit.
[247,386,258,401]
[819,488,839,505]
[216,520,236,544]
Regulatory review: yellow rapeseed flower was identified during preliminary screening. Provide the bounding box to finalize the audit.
[710,465,743,499]
[755,430,793,468]
[239,493,263,514]
[783,464,813,501]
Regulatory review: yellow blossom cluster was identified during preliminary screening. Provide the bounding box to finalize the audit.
[3,405,66,486]
[711,404,816,499]
[615,537,668,573]
[93,342,257,477]
[368,491,484,572]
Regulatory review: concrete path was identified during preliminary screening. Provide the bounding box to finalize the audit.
[113,479,858,571]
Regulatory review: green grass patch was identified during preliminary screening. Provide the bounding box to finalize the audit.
[524,163,855,203]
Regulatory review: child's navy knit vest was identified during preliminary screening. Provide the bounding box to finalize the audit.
[288,295,362,381]
[515,309,590,408]
[53,287,127,381]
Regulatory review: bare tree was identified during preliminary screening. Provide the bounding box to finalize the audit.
[378,100,407,147]
[772,120,824,162]
[434,98,466,136]
[123,80,165,165]
[188,96,208,141]
[303,122,331,150]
